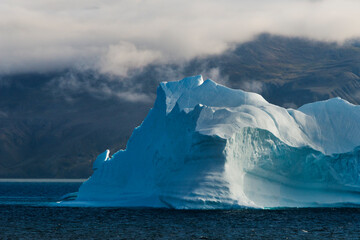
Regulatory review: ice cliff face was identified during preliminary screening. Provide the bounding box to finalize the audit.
[68,75,360,208]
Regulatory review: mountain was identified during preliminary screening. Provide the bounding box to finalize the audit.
[0,73,151,178]
[1,34,360,178]
[187,34,360,107]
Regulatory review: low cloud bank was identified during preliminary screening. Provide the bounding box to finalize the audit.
[1,0,360,76]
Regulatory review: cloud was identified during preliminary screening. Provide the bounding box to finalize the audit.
[1,0,360,75]
[203,67,229,85]
[49,71,153,103]
[99,42,162,77]
[114,91,152,103]
[240,80,266,94]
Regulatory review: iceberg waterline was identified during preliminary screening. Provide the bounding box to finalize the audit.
[62,75,360,209]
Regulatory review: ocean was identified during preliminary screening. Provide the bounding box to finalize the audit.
[1,180,360,239]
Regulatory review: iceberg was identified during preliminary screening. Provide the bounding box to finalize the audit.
[63,75,360,209]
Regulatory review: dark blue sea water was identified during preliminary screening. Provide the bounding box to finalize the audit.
[1,181,360,239]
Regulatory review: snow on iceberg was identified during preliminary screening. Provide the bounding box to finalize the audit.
[64,75,360,209]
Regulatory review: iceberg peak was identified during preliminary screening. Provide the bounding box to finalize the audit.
[159,75,269,114]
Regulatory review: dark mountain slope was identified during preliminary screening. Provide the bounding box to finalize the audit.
[183,34,360,107]
[0,74,151,177]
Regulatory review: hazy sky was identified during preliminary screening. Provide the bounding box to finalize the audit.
[1,0,360,76]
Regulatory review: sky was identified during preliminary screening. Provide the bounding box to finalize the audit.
[1,0,360,77]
